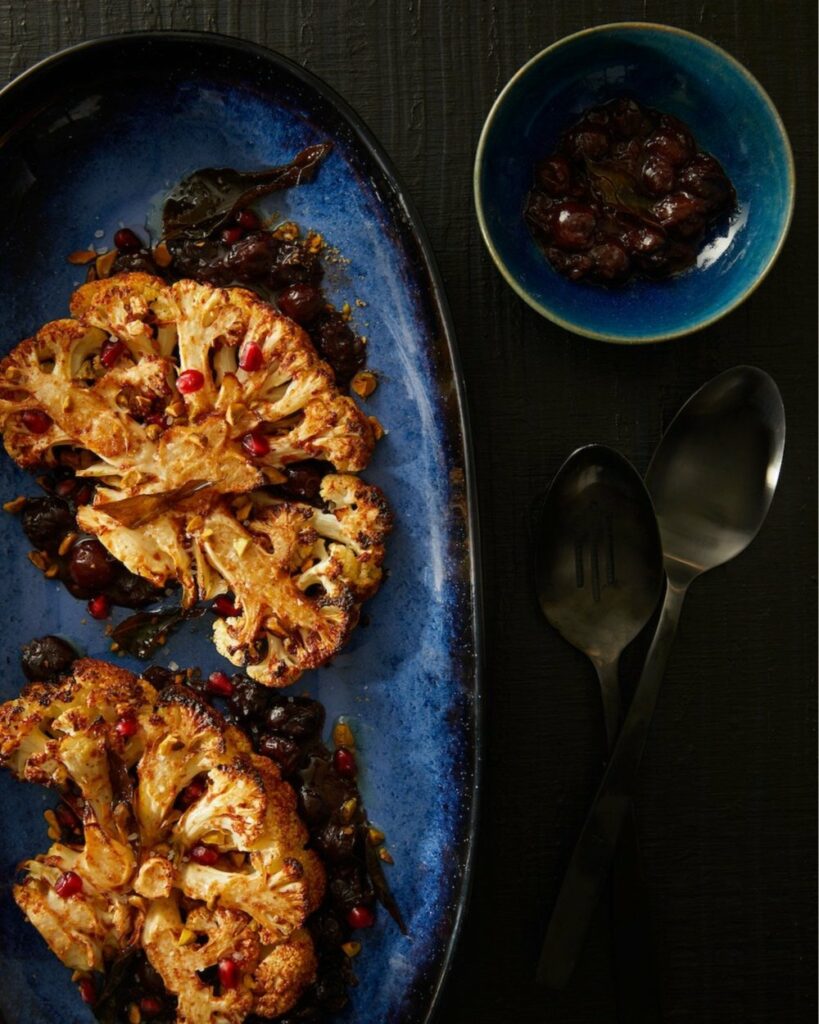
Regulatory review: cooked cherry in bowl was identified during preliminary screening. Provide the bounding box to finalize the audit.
[525,97,736,287]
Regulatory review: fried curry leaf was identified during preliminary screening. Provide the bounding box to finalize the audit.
[163,143,333,240]
[92,948,141,1024]
[111,605,203,659]
[585,159,656,216]
[364,834,407,934]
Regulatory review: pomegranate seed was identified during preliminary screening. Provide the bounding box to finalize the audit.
[115,712,139,738]
[55,478,76,497]
[177,369,205,394]
[235,209,260,230]
[241,429,270,458]
[213,595,240,617]
[218,957,240,990]
[78,976,97,1005]
[87,594,110,620]
[190,843,220,865]
[114,228,142,253]
[222,226,244,245]
[238,342,264,372]
[347,904,375,930]
[21,409,52,434]
[55,870,83,898]
[180,778,206,805]
[333,747,357,778]
[74,484,93,506]
[140,997,163,1016]
[206,670,234,697]
[55,803,79,830]
[100,339,126,368]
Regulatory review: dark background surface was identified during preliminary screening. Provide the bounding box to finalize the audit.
[1,2,816,1023]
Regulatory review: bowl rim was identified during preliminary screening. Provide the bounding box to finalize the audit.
[473,20,796,345]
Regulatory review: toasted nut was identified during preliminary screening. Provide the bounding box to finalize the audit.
[85,266,97,282]
[351,371,377,398]
[44,563,60,579]
[263,467,287,485]
[233,537,249,557]
[187,515,205,533]
[27,550,48,571]
[273,220,299,242]
[379,848,395,865]
[230,851,246,869]
[341,941,362,957]
[145,424,162,442]
[166,401,185,419]
[68,250,98,265]
[95,250,117,279]
[333,721,355,749]
[152,241,173,268]
[58,532,79,557]
[235,501,252,522]
[355,298,368,308]
[368,416,385,440]
[306,230,324,253]
[341,301,352,320]
[201,830,223,845]
[44,809,59,828]
[177,927,196,946]
[367,827,386,846]
[110,642,120,652]
[340,798,358,824]
[341,825,355,836]
[3,496,27,514]
[128,1004,141,1024]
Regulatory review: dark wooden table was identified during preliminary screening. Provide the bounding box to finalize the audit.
[2,2,816,1022]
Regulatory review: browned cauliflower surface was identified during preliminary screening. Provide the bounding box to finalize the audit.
[0,659,325,1023]
[0,274,391,686]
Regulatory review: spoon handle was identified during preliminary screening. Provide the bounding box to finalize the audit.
[536,579,687,988]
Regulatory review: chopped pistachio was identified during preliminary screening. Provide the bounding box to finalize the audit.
[3,496,26,514]
[333,721,355,749]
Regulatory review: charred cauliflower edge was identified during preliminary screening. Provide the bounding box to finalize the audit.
[0,658,326,1024]
[0,273,391,686]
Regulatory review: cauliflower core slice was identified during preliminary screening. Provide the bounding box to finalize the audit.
[0,273,391,686]
[0,660,324,1023]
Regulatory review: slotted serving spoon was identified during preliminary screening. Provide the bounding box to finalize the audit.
[535,445,663,1019]
[537,366,786,989]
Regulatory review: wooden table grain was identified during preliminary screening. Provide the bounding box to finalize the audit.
[1,3,816,1023]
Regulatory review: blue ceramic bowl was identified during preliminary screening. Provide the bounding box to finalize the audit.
[474,23,795,343]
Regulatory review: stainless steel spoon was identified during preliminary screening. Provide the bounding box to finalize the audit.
[535,445,664,1018]
[537,366,786,989]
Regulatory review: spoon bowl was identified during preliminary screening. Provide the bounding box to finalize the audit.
[646,366,786,581]
[537,444,664,669]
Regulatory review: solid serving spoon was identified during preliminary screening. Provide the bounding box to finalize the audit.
[536,366,786,989]
[535,445,664,1019]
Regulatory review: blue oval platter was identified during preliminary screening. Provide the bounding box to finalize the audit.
[0,33,481,1024]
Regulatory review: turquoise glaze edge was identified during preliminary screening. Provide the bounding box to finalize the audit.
[0,33,481,1024]
[474,22,795,343]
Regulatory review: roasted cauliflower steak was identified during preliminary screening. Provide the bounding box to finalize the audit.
[0,274,391,686]
[0,659,325,1024]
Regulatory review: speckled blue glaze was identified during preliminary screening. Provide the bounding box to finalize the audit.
[475,23,794,343]
[0,35,479,1024]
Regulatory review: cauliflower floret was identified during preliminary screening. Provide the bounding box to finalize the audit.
[0,273,390,687]
[0,659,324,1024]
[137,686,249,846]
[15,866,135,972]
[250,927,318,1019]
[143,897,257,1024]
[174,757,268,851]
